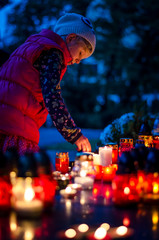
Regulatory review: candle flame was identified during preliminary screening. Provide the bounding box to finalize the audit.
[24,187,35,201]
[124,187,130,195]
[153,183,159,194]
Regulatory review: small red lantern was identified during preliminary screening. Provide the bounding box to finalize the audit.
[119,138,133,157]
[102,165,117,182]
[112,174,140,206]
[55,152,69,174]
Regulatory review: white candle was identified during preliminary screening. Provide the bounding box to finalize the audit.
[74,176,94,189]
[60,186,77,199]
[99,146,112,166]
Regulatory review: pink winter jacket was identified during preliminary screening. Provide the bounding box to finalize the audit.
[0,29,72,144]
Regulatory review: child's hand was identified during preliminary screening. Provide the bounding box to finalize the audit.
[74,135,92,152]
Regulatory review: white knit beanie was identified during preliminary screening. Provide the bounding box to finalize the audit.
[54,13,96,55]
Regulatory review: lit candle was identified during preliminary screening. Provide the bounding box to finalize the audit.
[60,186,77,199]
[99,147,112,167]
[12,177,43,217]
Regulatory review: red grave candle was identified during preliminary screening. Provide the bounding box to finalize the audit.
[55,152,69,174]
[112,173,140,206]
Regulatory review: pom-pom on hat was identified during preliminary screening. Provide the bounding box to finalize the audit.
[54,13,96,55]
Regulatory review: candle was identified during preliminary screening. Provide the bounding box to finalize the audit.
[99,147,112,167]
[112,174,140,206]
[60,186,77,199]
[55,152,69,174]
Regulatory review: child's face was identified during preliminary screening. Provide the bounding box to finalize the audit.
[66,34,90,65]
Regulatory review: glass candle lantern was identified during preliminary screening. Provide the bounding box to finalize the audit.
[119,138,133,157]
[142,172,159,203]
[55,152,69,174]
[71,152,96,190]
[112,173,140,206]
[11,153,44,217]
[138,122,154,148]
[112,151,139,206]
[142,149,159,203]
[102,165,117,182]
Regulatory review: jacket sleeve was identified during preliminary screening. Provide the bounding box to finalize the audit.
[33,48,82,144]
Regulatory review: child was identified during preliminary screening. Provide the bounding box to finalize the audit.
[0,13,96,155]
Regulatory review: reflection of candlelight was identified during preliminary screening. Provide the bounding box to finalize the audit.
[152,209,158,231]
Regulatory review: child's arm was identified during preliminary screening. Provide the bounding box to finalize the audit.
[33,48,91,151]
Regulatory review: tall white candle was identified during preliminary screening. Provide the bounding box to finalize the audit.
[99,146,112,166]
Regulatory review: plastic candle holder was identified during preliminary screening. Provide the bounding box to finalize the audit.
[119,138,134,157]
[142,172,159,203]
[102,165,117,182]
[112,174,140,206]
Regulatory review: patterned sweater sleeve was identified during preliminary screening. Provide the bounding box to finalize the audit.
[33,48,82,144]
